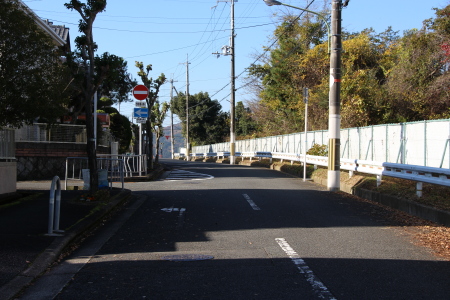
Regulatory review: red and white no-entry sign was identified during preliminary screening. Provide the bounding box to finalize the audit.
[132,85,149,101]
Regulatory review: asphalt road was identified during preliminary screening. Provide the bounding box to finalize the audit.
[21,160,450,299]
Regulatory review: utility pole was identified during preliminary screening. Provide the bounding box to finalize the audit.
[213,0,236,165]
[230,0,236,165]
[169,78,177,159]
[327,0,343,191]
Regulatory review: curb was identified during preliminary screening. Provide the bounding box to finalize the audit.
[311,172,450,227]
[0,189,132,300]
[353,188,450,227]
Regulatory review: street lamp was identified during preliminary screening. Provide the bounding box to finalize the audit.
[263,0,343,191]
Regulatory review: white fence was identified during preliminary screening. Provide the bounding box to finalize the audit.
[15,123,114,147]
[98,154,147,177]
[192,119,450,169]
[0,128,15,160]
[64,157,125,190]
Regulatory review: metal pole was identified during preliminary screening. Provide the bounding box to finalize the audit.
[93,91,98,149]
[327,0,342,191]
[230,0,236,165]
[139,123,142,176]
[170,78,176,160]
[185,55,190,161]
[303,88,308,182]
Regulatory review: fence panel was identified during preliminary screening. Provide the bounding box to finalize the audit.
[0,128,15,159]
[190,119,450,168]
[14,123,113,147]
[423,120,450,168]
[372,125,388,162]
[405,122,425,166]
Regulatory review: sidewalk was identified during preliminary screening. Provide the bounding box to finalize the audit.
[0,181,131,300]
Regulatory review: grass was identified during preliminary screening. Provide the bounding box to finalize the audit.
[357,175,450,212]
[0,192,43,210]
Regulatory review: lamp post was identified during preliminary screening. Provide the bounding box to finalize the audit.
[263,0,343,191]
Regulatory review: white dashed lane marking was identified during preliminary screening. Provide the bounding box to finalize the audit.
[243,194,261,210]
[276,238,337,300]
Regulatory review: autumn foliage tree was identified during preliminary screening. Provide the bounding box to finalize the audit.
[246,4,450,137]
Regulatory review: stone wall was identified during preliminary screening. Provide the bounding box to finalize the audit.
[16,142,110,180]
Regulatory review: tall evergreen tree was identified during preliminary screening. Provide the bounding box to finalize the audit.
[0,0,70,127]
[172,92,228,145]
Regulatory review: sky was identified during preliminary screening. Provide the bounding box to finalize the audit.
[24,0,449,127]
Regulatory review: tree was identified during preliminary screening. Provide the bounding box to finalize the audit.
[386,26,449,121]
[99,56,136,106]
[151,101,170,164]
[235,101,257,137]
[65,0,107,193]
[99,102,132,154]
[135,62,166,170]
[172,92,228,145]
[0,0,70,127]
[247,13,329,135]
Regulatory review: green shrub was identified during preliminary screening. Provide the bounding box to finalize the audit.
[307,143,328,156]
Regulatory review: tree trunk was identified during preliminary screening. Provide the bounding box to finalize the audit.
[146,120,153,170]
[154,132,160,164]
[85,91,98,193]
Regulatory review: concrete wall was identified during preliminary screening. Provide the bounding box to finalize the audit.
[0,162,17,194]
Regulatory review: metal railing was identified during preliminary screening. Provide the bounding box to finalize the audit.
[65,157,125,190]
[98,154,147,177]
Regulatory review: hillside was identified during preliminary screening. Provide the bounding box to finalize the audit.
[157,123,185,158]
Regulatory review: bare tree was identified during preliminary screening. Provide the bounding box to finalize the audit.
[135,62,166,170]
[65,0,106,192]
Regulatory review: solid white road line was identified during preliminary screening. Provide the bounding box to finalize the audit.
[275,238,337,300]
[242,194,261,210]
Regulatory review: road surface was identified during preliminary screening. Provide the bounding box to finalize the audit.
[21,160,450,299]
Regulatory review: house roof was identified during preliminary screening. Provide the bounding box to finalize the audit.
[17,0,70,51]
[43,19,71,52]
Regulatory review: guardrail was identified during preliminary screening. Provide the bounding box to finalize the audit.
[179,151,450,197]
[65,157,125,190]
[383,162,450,197]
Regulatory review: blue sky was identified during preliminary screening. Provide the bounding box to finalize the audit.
[24,0,449,126]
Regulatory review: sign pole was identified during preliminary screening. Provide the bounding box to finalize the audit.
[139,123,142,176]
[132,84,149,175]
